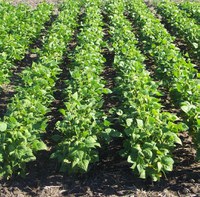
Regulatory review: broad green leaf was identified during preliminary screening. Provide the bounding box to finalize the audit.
[151,173,159,182]
[181,103,196,113]
[0,122,7,131]
[76,150,84,160]
[32,140,47,151]
[157,162,162,172]
[127,155,132,163]
[173,134,182,145]
[136,119,143,128]
[104,120,111,127]
[137,164,144,175]
[80,159,89,171]
[72,92,78,100]
[72,158,79,168]
[193,43,198,49]
[130,162,137,170]
[143,149,153,159]
[126,118,133,127]
[136,164,146,179]
[0,154,3,162]
[85,136,100,148]
[116,109,123,116]
[162,156,174,171]
[59,109,66,116]
[103,88,112,94]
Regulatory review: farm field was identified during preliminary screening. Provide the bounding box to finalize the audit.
[0,0,199,196]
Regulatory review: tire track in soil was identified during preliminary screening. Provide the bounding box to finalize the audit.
[0,14,58,119]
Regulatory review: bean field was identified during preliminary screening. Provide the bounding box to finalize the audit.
[0,0,199,196]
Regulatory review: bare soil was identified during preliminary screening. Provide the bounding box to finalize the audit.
[0,132,200,197]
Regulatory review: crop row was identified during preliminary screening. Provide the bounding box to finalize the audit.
[0,1,30,35]
[179,1,200,24]
[0,2,53,93]
[0,0,81,178]
[156,0,200,58]
[126,0,200,161]
[105,0,184,181]
[51,0,111,173]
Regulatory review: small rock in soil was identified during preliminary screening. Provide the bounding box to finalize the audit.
[182,187,191,194]
[85,186,93,196]
[190,179,196,183]
[190,186,198,194]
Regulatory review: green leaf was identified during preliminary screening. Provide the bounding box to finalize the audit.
[137,164,146,179]
[32,140,47,151]
[80,159,89,171]
[162,156,174,171]
[59,109,66,116]
[85,136,100,148]
[116,109,123,116]
[76,150,84,160]
[181,102,196,113]
[130,162,137,170]
[103,120,111,127]
[157,162,162,172]
[0,122,7,131]
[143,149,153,159]
[0,154,3,162]
[104,128,112,134]
[127,155,132,163]
[173,134,182,145]
[136,119,143,128]
[103,88,112,94]
[151,173,159,182]
[139,169,146,179]
[126,118,133,127]
[72,158,79,168]
[72,92,78,100]
[193,43,198,49]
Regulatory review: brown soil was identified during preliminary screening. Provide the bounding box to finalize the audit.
[0,132,200,197]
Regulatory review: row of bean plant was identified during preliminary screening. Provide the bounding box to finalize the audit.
[0,3,52,92]
[105,0,184,181]
[179,1,200,24]
[156,0,200,58]
[0,0,81,178]
[0,2,29,35]
[126,0,200,161]
[51,0,111,173]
